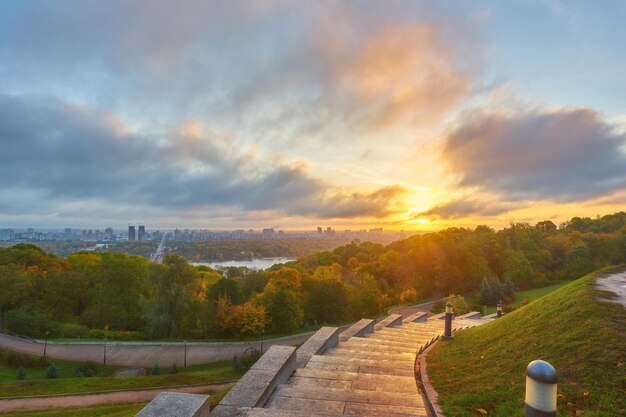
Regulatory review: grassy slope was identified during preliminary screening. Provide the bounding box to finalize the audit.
[469,281,571,315]
[0,360,243,398]
[428,267,626,417]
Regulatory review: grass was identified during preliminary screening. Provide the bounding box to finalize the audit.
[0,403,146,417]
[0,359,244,398]
[469,281,571,315]
[427,267,626,417]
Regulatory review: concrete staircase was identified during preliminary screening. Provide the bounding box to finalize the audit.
[212,312,489,417]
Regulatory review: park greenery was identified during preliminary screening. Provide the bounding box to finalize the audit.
[427,267,626,417]
[0,347,243,398]
[1,212,625,341]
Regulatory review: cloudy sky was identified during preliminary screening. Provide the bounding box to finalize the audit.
[1,0,625,230]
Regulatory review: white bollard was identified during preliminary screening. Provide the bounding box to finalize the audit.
[525,360,557,417]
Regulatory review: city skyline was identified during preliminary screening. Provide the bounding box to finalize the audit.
[1,1,625,231]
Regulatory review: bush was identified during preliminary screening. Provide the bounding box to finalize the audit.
[170,363,179,374]
[5,310,61,339]
[431,299,446,314]
[86,329,142,341]
[445,294,471,315]
[16,367,27,380]
[0,349,50,368]
[46,364,59,379]
[77,362,97,377]
[152,363,160,375]
[59,323,90,339]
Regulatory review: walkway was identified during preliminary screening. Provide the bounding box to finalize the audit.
[215,312,491,416]
[0,383,232,413]
[595,268,626,308]
[0,332,314,367]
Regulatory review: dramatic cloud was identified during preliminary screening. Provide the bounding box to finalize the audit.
[443,108,626,202]
[0,94,404,220]
[0,1,478,137]
[418,198,516,219]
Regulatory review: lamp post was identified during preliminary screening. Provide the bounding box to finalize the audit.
[497,300,503,318]
[103,337,107,365]
[525,360,558,417]
[443,302,453,339]
[43,331,50,358]
[184,340,187,368]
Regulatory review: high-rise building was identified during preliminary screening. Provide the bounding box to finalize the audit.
[128,225,136,241]
[138,225,146,241]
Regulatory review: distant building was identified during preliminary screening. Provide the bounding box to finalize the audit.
[128,225,136,241]
[138,225,146,241]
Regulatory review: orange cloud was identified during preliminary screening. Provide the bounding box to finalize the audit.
[320,24,471,131]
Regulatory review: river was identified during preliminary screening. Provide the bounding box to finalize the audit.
[191,257,295,270]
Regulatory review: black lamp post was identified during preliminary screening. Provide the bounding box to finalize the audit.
[443,302,453,339]
[497,300,503,318]
[184,340,187,368]
[103,337,107,365]
[43,331,50,358]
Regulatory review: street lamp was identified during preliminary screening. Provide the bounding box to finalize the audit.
[103,337,107,365]
[184,340,187,368]
[43,331,50,358]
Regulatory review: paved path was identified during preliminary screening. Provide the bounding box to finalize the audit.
[0,332,314,367]
[595,269,626,308]
[0,383,232,413]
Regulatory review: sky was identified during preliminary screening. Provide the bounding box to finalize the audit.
[0,0,625,231]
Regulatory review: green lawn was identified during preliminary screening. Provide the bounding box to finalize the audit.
[470,281,571,315]
[0,359,244,398]
[427,267,626,417]
[0,403,146,417]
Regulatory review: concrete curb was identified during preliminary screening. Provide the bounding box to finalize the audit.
[415,339,445,417]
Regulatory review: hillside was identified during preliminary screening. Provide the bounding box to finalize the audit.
[427,267,626,417]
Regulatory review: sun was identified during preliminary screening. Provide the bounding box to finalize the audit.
[416,217,428,224]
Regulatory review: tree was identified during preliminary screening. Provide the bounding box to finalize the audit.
[302,266,347,324]
[255,271,304,333]
[207,278,243,305]
[236,303,267,337]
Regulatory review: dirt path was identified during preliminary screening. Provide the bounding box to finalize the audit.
[0,383,232,413]
[595,269,626,308]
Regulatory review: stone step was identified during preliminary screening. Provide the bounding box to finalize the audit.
[294,368,416,386]
[380,326,441,337]
[343,402,428,416]
[342,338,418,353]
[272,385,425,408]
[308,354,414,370]
[403,311,428,323]
[287,373,418,394]
[263,396,427,416]
[325,346,415,362]
[303,359,415,377]
[374,314,403,331]
[364,334,422,348]
[375,328,436,341]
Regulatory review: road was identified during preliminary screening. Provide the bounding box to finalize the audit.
[0,332,314,367]
[0,383,232,413]
[150,232,169,263]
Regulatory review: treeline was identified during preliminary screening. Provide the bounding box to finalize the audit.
[167,238,357,262]
[1,212,625,340]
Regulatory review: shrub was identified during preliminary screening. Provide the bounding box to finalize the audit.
[59,323,90,339]
[46,364,59,379]
[502,303,513,313]
[0,349,50,368]
[5,310,61,339]
[152,363,160,375]
[77,362,96,377]
[170,363,179,374]
[431,299,446,313]
[445,294,471,315]
[16,367,27,380]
